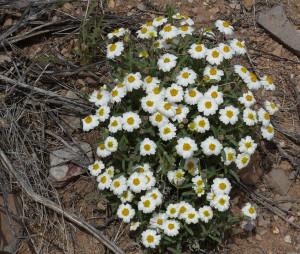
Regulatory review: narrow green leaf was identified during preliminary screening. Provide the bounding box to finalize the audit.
[184,224,194,236]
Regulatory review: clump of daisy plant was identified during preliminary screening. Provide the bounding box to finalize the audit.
[82,5,279,253]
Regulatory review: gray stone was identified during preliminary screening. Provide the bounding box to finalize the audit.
[137,3,146,11]
[275,195,293,211]
[264,169,292,195]
[259,230,267,236]
[241,220,256,232]
[257,5,300,57]
[188,0,194,3]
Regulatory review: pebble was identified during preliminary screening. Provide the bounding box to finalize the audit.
[259,230,267,236]
[284,235,292,244]
[188,0,194,3]
[137,3,146,11]
[203,2,208,6]
[255,234,262,241]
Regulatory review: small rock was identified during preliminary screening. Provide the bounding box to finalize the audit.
[63,2,73,9]
[270,225,280,234]
[259,230,267,236]
[188,0,194,3]
[108,0,115,8]
[284,235,292,244]
[137,3,146,11]
[97,201,106,212]
[255,234,262,241]
[289,170,297,180]
[241,220,256,232]
[203,1,208,6]
[257,215,270,228]
[4,18,13,26]
[274,195,292,211]
[264,168,292,195]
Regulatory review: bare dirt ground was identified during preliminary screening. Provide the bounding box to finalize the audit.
[0,0,300,253]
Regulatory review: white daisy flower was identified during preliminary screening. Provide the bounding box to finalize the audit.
[187,167,199,176]
[219,106,240,125]
[234,65,250,80]
[88,160,105,176]
[104,136,118,152]
[106,41,124,59]
[153,16,168,27]
[265,101,279,115]
[222,147,236,166]
[149,86,165,101]
[146,188,163,206]
[184,208,199,224]
[243,108,257,126]
[241,202,257,220]
[130,221,140,231]
[110,175,127,195]
[122,112,141,132]
[177,201,192,219]
[238,136,257,155]
[172,104,190,123]
[127,172,147,193]
[141,229,161,249]
[212,178,232,195]
[206,48,224,65]
[138,196,156,214]
[117,203,135,223]
[108,116,123,133]
[149,112,169,127]
[261,124,274,140]
[184,88,203,105]
[218,43,234,59]
[173,169,185,186]
[167,170,175,183]
[163,219,180,236]
[166,203,179,218]
[123,72,142,91]
[175,137,198,159]
[140,138,157,156]
[176,67,197,87]
[82,115,99,132]
[172,13,183,19]
[194,115,210,133]
[96,105,110,122]
[260,75,275,91]
[245,73,261,90]
[230,39,246,55]
[193,185,205,197]
[258,108,271,126]
[106,166,115,176]
[157,101,176,118]
[96,143,111,158]
[136,26,149,39]
[212,194,230,212]
[143,76,160,92]
[159,24,179,39]
[159,123,177,141]
[203,65,224,81]
[202,28,215,38]
[107,27,126,39]
[110,87,126,103]
[198,206,213,223]
[184,158,199,172]
[207,192,216,204]
[201,136,223,156]
[134,163,151,173]
[198,96,218,116]
[157,53,177,72]
[162,38,180,50]
[139,50,149,58]
[180,14,194,26]
[215,20,234,35]
[141,95,159,114]
[204,85,223,105]
[97,172,112,190]
[153,39,164,49]
[238,91,256,108]
[142,171,156,190]
[179,25,194,37]
[235,153,251,169]
[150,213,168,229]
[192,175,204,187]
[188,43,207,59]
[89,90,110,106]
[120,190,134,203]
[165,83,184,103]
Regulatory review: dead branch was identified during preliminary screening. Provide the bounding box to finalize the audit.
[0,148,125,254]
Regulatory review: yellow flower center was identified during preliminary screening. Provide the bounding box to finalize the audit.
[164,103,171,110]
[164,57,170,63]
[146,100,154,107]
[163,127,171,134]
[223,46,230,52]
[112,29,119,34]
[117,82,124,87]
[151,193,158,199]
[266,77,273,84]
[188,122,196,131]
[189,90,196,97]
[246,95,252,101]
[211,91,218,98]
[205,101,212,109]
[270,103,275,109]
[241,67,247,73]
[157,219,163,225]
[219,183,226,190]
[219,198,226,205]
[111,90,118,97]
[196,187,203,194]
[122,208,129,216]
[198,120,206,127]
[176,108,182,114]
[133,178,140,185]
[85,116,92,124]
[146,76,152,83]
[197,179,203,186]
[195,45,202,52]
[146,235,154,243]
[99,108,104,116]
[210,68,217,75]
[212,50,219,58]
[180,206,187,214]
[267,126,273,133]
[99,144,105,150]
[228,152,234,161]
[128,76,135,83]
[154,41,160,47]
[146,21,152,26]
[176,171,183,179]
[223,21,229,27]
[111,120,118,127]
[249,207,255,214]
[170,208,176,214]
[109,44,117,52]
[164,25,172,32]
[251,76,257,82]
[144,144,151,151]
[182,72,189,79]
[141,27,147,34]
[264,112,270,120]
[170,89,178,96]
[145,175,150,183]
[188,213,195,219]
[97,93,102,100]
[100,176,106,183]
[155,114,162,122]
[114,181,120,188]
[188,162,194,169]
[241,157,248,165]
[127,117,135,125]
[107,141,114,148]
[248,113,254,120]
[153,87,160,94]
[165,38,173,44]
[156,17,163,22]
[168,224,175,230]
[245,142,252,149]
[203,211,210,217]
[226,110,233,118]
[209,144,216,151]
[143,200,151,207]
[181,26,188,31]
[236,41,244,48]
[183,143,191,151]
[93,164,99,170]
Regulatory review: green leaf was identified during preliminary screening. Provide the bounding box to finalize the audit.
[182,191,195,196]
[164,235,176,243]
[87,1,98,18]
[229,169,240,182]
[209,235,221,242]
[167,247,180,254]
[184,224,194,236]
